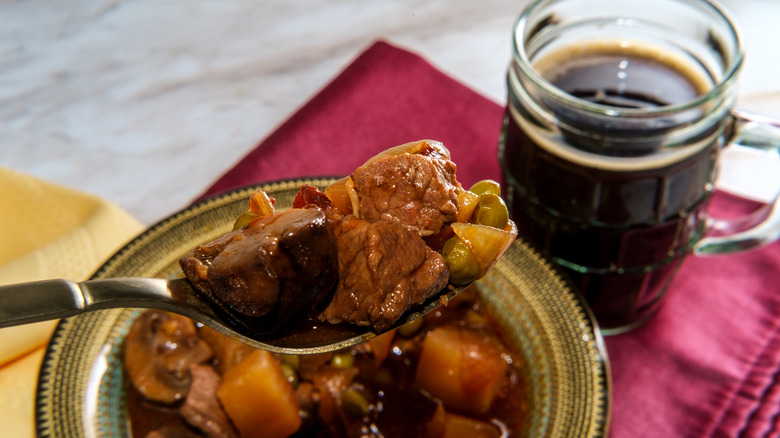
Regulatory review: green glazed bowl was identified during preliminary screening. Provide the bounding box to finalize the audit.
[35,178,611,438]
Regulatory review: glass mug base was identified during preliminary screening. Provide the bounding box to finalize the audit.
[599,313,658,336]
[557,254,685,334]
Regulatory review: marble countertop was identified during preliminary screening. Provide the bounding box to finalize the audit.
[2,0,779,226]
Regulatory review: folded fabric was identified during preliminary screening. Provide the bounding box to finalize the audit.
[198,40,780,437]
[608,192,780,438]
[0,167,144,438]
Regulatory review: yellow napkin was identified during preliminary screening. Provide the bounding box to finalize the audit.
[0,167,144,438]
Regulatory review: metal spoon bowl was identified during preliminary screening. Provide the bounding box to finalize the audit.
[0,277,468,354]
[1,179,469,354]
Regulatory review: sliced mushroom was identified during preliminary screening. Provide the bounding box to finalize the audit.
[124,310,214,404]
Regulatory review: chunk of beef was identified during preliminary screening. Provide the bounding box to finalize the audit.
[180,208,339,332]
[351,152,461,236]
[372,386,446,437]
[319,215,450,331]
[308,364,446,438]
[310,365,359,438]
[297,352,335,381]
[294,381,320,435]
[124,310,213,404]
[179,364,238,438]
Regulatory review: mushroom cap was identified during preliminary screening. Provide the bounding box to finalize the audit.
[123,310,213,404]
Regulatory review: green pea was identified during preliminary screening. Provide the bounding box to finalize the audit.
[331,352,355,368]
[464,309,487,328]
[442,236,480,285]
[341,388,371,417]
[279,354,300,370]
[397,317,424,337]
[469,179,501,197]
[232,211,260,230]
[475,193,509,229]
[374,369,394,386]
[280,363,299,387]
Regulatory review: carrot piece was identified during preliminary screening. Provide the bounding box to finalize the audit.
[368,329,395,368]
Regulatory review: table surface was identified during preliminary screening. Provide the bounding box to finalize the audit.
[3,0,778,226]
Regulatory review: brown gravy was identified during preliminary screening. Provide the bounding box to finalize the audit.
[125,288,528,437]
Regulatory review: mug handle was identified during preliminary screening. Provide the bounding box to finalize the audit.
[694,109,780,255]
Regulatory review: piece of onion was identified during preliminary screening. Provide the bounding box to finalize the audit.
[344,177,360,218]
[248,190,276,216]
[233,190,277,229]
[456,190,480,223]
[323,176,355,214]
[451,221,517,278]
[363,139,451,166]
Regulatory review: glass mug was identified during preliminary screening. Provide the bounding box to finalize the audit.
[498,0,780,334]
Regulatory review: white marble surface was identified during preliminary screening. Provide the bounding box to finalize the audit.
[2,0,779,226]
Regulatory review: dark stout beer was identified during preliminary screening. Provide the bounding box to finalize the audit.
[500,40,726,331]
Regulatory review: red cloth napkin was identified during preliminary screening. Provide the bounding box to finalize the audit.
[199,40,780,437]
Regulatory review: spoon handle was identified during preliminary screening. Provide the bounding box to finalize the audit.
[0,277,180,328]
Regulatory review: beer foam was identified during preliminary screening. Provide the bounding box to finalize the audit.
[511,38,720,171]
[508,104,715,171]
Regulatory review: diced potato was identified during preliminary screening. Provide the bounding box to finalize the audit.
[217,349,301,438]
[442,412,502,438]
[414,326,508,415]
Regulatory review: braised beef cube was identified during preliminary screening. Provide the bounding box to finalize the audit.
[351,153,461,236]
[294,381,320,435]
[319,216,449,331]
[297,352,334,381]
[311,365,360,438]
[179,364,238,438]
[179,208,338,332]
[373,386,446,437]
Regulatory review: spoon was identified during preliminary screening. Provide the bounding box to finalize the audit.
[0,277,468,354]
